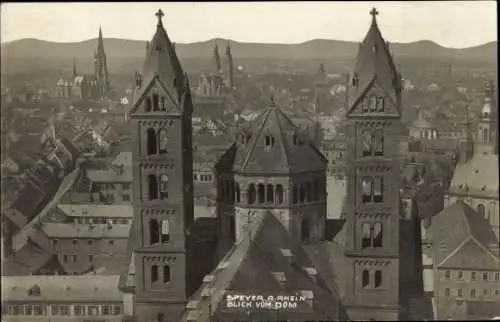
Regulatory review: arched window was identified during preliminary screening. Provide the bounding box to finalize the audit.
[305,182,313,203]
[266,184,274,204]
[149,219,159,244]
[248,184,256,204]
[160,96,166,111]
[163,265,171,283]
[362,98,370,113]
[158,129,168,154]
[377,97,384,112]
[275,184,283,204]
[373,222,382,247]
[373,178,383,203]
[144,97,152,112]
[374,131,384,156]
[299,183,306,203]
[160,220,170,243]
[301,219,309,242]
[362,177,373,203]
[292,184,299,204]
[258,184,265,204]
[476,204,485,218]
[147,129,157,155]
[483,127,489,144]
[362,132,372,156]
[152,93,159,111]
[159,174,169,200]
[370,95,377,112]
[219,179,226,201]
[265,135,275,148]
[235,183,241,203]
[151,265,158,283]
[374,270,382,288]
[148,175,158,200]
[362,223,371,248]
[362,270,370,288]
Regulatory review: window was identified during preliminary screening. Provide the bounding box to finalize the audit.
[159,174,169,200]
[458,288,462,297]
[476,204,485,218]
[495,289,499,296]
[193,174,198,181]
[483,289,488,296]
[362,270,370,288]
[33,305,44,316]
[144,97,152,112]
[72,239,77,245]
[373,178,383,203]
[265,135,275,148]
[102,305,112,315]
[362,132,372,156]
[122,194,130,201]
[370,95,377,112]
[362,223,371,249]
[483,272,489,281]
[299,184,306,203]
[72,255,78,264]
[301,219,309,242]
[230,180,236,203]
[158,129,168,154]
[235,183,241,203]
[160,96,166,111]
[150,219,160,244]
[258,184,265,204]
[374,270,382,288]
[109,240,114,245]
[445,288,450,297]
[123,183,130,190]
[472,272,476,281]
[305,182,313,202]
[495,272,500,281]
[377,97,385,112]
[164,265,171,283]
[63,254,68,263]
[74,305,85,316]
[152,93,159,111]
[373,222,382,247]
[445,270,451,280]
[89,255,94,263]
[362,177,373,203]
[275,184,284,204]
[87,305,99,316]
[248,184,256,204]
[9,305,21,316]
[151,265,159,283]
[458,271,463,279]
[374,131,384,156]
[147,128,157,155]
[148,174,158,200]
[53,240,58,247]
[471,289,476,297]
[52,305,70,316]
[264,184,274,204]
[24,305,33,315]
[161,220,170,243]
[112,305,121,316]
[292,184,299,204]
[293,133,299,146]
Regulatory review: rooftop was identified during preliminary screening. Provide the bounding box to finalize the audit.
[57,204,133,218]
[43,222,131,239]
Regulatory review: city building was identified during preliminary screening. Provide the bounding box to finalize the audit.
[1,275,124,321]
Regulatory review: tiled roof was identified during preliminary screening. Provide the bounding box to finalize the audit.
[1,275,121,302]
[57,204,133,218]
[449,153,499,197]
[466,300,500,319]
[42,223,131,239]
[179,211,347,322]
[225,100,326,174]
[2,242,55,276]
[431,201,499,269]
[86,165,132,183]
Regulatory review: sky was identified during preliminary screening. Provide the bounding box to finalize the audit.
[0,1,497,48]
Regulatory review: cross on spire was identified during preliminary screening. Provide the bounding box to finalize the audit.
[156,9,164,26]
[370,7,379,18]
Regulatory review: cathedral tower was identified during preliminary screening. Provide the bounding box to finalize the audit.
[224,40,234,90]
[475,81,498,156]
[213,42,221,73]
[128,9,195,322]
[94,27,110,99]
[343,8,406,321]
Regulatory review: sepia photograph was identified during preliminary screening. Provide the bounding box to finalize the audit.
[0,1,498,321]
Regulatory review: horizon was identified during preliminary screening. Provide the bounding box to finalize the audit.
[1,2,497,48]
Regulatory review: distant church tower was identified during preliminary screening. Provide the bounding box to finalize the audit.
[128,9,195,322]
[476,81,498,155]
[213,42,221,74]
[343,8,419,321]
[224,40,234,90]
[94,27,110,99]
[313,63,329,114]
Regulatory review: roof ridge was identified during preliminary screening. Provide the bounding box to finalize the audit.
[437,237,470,267]
[240,109,272,170]
[275,109,292,169]
[469,235,500,263]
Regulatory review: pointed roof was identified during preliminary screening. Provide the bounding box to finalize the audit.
[348,8,401,112]
[213,41,221,72]
[131,9,185,108]
[222,98,326,174]
[179,211,347,322]
[225,39,232,56]
[96,26,105,57]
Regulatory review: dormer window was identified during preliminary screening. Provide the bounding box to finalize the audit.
[265,135,275,149]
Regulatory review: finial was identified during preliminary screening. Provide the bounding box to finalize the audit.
[370,7,379,23]
[156,9,165,27]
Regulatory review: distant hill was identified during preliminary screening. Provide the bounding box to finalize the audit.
[1,37,497,61]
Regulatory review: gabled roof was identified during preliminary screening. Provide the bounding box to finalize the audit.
[431,201,499,268]
[130,10,186,115]
[346,8,402,118]
[179,211,347,322]
[221,99,326,174]
[449,153,499,196]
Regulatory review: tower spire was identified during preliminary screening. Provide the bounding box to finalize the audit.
[370,7,379,25]
[72,58,77,78]
[213,41,221,73]
[155,9,164,28]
